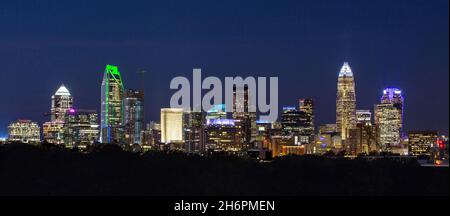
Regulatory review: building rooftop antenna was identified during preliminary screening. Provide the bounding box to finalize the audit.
[136,68,147,93]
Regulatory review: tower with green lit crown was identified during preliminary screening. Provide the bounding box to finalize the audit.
[101,64,125,144]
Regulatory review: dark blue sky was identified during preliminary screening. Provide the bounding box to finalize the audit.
[0,0,448,137]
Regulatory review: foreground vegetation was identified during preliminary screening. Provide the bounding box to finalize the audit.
[0,143,447,196]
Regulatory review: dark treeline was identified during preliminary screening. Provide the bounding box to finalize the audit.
[0,143,447,196]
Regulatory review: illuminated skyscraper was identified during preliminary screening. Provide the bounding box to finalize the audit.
[124,89,145,145]
[380,88,404,131]
[374,88,404,151]
[141,122,161,150]
[205,119,242,152]
[42,121,65,144]
[356,110,372,125]
[281,107,303,135]
[348,110,376,154]
[374,104,401,151]
[298,98,315,143]
[348,123,378,155]
[299,98,314,129]
[336,62,357,140]
[160,108,184,144]
[7,120,41,144]
[232,86,257,148]
[44,84,73,144]
[64,108,99,149]
[184,110,205,153]
[51,84,73,122]
[100,65,125,144]
[206,104,227,121]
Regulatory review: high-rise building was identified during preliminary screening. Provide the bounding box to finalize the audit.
[42,121,65,144]
[299,98,314,130]
[124,89,145,145]
[356,110,372,125]
[381,88,404,110]
[205,119,242,152]
[281,107,303,135]
[64,108,99,149]
[160,108,184,144]
[408,130,438,156]
[141,122,161,151]
[336,62,356,140]
[232,86,257,149]
[348,123,378,155]
[184,111,205,153]
[51,84,73,122]
[298,98,315,144]
[206,104,227,122]
[316,124,341,153]
[374,104,401,151]
[100,65,125,144]
[43,84,73,145]
[374,88,404,151]
[280,106,312,145]
[7,120,41,144]
[380,88,404,132]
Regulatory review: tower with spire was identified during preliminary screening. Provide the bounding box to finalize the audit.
[51,84,73,122]
[336,62,357,141]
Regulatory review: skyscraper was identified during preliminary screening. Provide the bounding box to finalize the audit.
[64,108,99,149]
[184,110,205,153]
[160,108,184,144]
[51,84,73,122]
[348,122,378,155]
[280,106,303,135]
[336,62,357,140]
[356,110,372,125]
[141,121,161,151]
[298,98,315,143]
[374,104,401,151]
[232,86,257,149]
[205,118,241,152]
[42,121,65,144]
[100,65,125,144]
[44,84,73,145]
[374,88,404,151]
[380,88,404,132]
[206,104,227,122]
[124,89,145,145]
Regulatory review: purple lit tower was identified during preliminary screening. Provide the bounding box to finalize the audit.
[380,88,404,130]
[374,88,404,150]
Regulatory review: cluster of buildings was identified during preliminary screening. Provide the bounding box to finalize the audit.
[3,63,448,161]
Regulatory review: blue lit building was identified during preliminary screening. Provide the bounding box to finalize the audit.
[124,89,145,145]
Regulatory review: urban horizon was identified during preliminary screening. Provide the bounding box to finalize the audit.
[0,0,448,207]
[0,61,448,139]
[1,1,448,141]
[2,60,448,161]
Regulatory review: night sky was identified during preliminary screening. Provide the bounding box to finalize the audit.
[0,0,448,137]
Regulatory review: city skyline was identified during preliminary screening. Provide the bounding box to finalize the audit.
[0,0,448,137]
[0,60,448,138]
